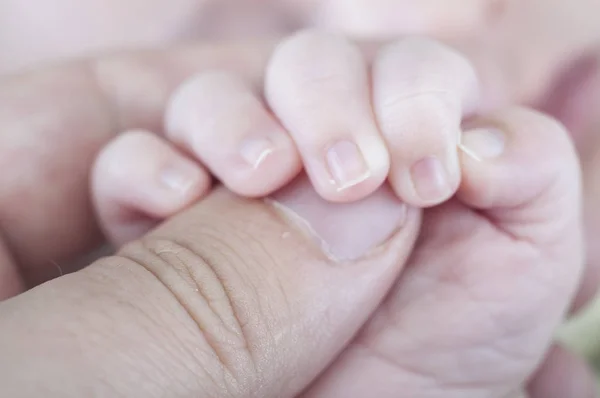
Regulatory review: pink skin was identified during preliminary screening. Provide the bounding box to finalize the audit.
[0,125,585,397]
[92,33,479,244]
[0,39,591,397]
[92,130,212,244]
[2,1,600,396]
[7,0,600,257]
[299,106,583,397]
[94,92,585,396]
[90,34,586,397]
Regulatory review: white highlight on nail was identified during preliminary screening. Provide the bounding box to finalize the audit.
[252,148,274,169]
[458,134,482,162]
[239,138,275,169]
[328,170,372,192]
[160,168,196,195]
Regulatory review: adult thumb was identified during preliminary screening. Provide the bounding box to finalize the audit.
[0,177,419,398]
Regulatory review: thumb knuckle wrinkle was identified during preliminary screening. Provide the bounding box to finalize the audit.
[118,236,272,396]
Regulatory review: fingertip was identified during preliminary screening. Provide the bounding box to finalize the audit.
[455,108,583,275]
[224,141,303,198]
[313,138,390,203]
[92,130,211,244]
[457,108,581,210]
[456,126,507,207]
[93,130,211,215]
[393,150,461,208]
[165,71,302,199]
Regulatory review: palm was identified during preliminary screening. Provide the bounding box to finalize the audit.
[343,203,566,397]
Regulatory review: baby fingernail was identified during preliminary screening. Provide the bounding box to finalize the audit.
[268,175,407,262]
[239,136,276,169]
[410,156,453,203]
[159,162,201,196]
[460,127,505,160]
[326,140,370,190]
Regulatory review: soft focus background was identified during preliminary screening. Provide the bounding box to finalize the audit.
[560,299,600,385]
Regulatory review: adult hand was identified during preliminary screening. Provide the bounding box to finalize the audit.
[0,41,595,397]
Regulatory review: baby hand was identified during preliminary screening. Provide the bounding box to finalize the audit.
[296,106,583,396]
[91,31,479,245]
[89,31,585,396]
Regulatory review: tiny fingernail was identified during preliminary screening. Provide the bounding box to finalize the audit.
[460,127,505,161]
[239,137,276,169]
[326,140,371,190]
[268,176,407,262]
[159,163,200,196]
[410,156,452,203]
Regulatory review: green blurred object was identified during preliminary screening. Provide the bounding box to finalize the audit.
[558,294,600,378]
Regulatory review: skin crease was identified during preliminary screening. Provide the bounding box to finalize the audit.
[0,1,598,397]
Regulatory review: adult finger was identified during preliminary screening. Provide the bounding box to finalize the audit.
[0,177,419,397]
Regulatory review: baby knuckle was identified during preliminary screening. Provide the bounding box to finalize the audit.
[269,30,362,91]
[378,37,478,103]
